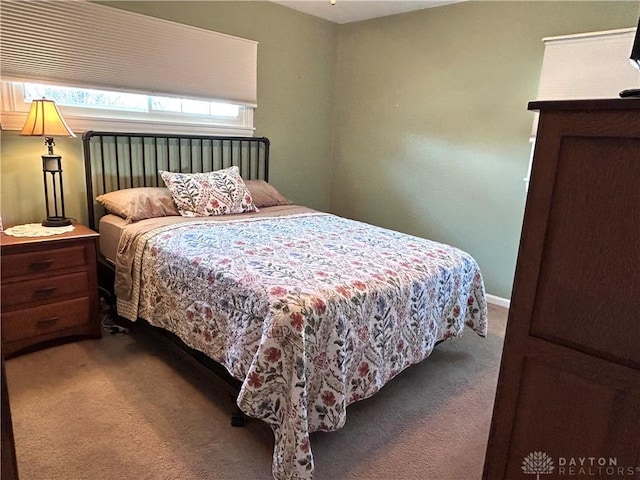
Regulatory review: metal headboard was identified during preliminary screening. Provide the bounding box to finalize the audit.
[83,131,270,231]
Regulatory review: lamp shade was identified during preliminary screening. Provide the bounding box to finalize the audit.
[20,99,76,137]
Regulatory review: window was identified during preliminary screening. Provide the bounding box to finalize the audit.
[1,81,254,135]
[1,1,257,135]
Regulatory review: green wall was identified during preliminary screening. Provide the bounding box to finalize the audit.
[331,1,639,298]
[1,1,638,299]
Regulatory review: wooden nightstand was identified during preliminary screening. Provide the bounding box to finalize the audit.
[1,224,101,357]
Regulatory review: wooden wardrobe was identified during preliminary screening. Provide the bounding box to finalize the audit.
[483,99,640,478]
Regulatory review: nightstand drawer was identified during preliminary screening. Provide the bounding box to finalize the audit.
[1,272,89,308]
[1,297,91,343]
[1,245,87,280]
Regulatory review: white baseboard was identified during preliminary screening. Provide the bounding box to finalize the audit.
[486,293,511,309]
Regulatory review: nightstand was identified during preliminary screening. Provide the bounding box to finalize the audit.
[1,224,101,357]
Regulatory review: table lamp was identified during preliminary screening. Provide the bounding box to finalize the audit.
[20,98,76,227]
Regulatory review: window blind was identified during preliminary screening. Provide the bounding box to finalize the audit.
[0,0,258,106]
[531,27,638,135]
[536,28,638,101]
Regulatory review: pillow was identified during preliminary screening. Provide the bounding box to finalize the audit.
[160,166,258,217]
[244,179,293,208]
[96,187,179,223]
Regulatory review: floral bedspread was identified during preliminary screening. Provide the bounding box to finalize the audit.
[117,211,488,479]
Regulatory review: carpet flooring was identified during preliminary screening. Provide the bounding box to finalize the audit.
[5,303,507,480]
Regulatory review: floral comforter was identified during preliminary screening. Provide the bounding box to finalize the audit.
[116,210,488,479]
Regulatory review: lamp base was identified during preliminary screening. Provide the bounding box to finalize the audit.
[42,217,72,227]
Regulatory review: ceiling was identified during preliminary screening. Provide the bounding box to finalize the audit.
[271,0,464,24]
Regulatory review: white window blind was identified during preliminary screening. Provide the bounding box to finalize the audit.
[536,27,638,102]
[531,27,638,135]
[0,0,258,107]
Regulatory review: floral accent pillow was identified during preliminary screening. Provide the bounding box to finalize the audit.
[160,166,258,217]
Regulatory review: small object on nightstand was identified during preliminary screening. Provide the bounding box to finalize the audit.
[0,224,101,357]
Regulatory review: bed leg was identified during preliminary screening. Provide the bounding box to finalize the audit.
[230,396,247,427]
[231,410,247,427]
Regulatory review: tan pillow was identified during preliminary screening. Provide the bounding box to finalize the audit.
[96,187,179,223]
[245,179,293,208]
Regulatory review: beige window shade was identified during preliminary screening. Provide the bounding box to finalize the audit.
[531,27,638,135]
[536,28,638,101]
[0,0,258,106]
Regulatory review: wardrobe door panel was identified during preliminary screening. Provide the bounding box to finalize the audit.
[529,135,640,368]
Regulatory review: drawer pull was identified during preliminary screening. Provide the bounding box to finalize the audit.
[29,259,54,271]
[34,287,57,296]
[37,316,60,325]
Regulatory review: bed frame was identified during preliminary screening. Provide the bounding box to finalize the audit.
[83,131,271,424]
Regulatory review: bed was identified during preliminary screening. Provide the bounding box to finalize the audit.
[83,131,488,480]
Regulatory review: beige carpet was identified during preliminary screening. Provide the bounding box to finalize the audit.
[5,303,507,480]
